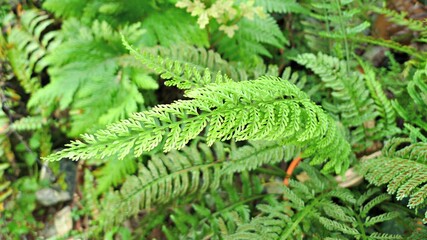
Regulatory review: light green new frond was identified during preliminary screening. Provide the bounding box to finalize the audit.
[5,9,60,94]
[44,75,350,174]
[295,52,376,142]
[132,44,278,83]
[360,138,427,222]
[122,38,232,90]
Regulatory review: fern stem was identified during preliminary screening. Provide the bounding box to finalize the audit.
[283,155,302,186]
[354,211,368,239]
[280,196,320,238]
[334,0,351,73]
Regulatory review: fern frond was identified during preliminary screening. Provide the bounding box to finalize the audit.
[370,6,425,33]
[101,141,225,225]
[132,44,278,84]
[295,52,376,143]
[44,74,351,173]
[216,16,287,64]
[141,8,208,47]
[223,163,404,239]
[43,0,88,19]
[10,116,43,132]
[358,60,399,137]
[360,138,427,222]
[94,156,138,195]
[163,172,267,239]
[28,20,155,136]
[122,38,232,90]
[346,35,424,60]
[255,0,307,14]
[6,9,60,93]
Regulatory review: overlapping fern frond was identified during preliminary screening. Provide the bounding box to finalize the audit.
[360,138,427,223]
[44,69,351,173]
[393,67,427,131]
[215,16,288,64]
[358,60,399,137]
[295,52,376,144]
[225,163,406,239]
[101,141,227,225]
[100,140,297,226]
[28,20,157,136]
[136,44,278,83]
[5,9,60,94]
[162,171,267,239]
[255,0,307,14]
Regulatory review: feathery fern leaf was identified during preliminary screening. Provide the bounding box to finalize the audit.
[28,20,157,136]
[295,52,376,144]
[44,73,351,173]
[123,38,233,90]
[225,163,405,239]
[215,16,288,64]
[135,44,278,83]
[141,8,209,47]
[163,172,268,239]
[358,60,399,137]
[255,0,307,14]
[10,116,43,132]
[393,67,427,131]
[101,141,226,225]
[5,9,60,94]
[360,138,427,222]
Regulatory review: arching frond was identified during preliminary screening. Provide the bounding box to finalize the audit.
[44,73,351,173]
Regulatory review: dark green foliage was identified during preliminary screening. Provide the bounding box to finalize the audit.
[1,0,427,238]
[5,9,60,94]
[215,16,288,64]
[360,138,427,222]
[28,20,157,136]
[223,164,406,239]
